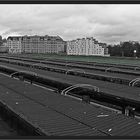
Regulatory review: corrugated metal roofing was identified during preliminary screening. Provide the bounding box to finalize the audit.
[0,74,140,136]
[0,74,107,136]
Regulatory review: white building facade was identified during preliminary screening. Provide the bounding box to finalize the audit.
[67,37,109,56]
[7,35,65,54]
[7,37,22,54]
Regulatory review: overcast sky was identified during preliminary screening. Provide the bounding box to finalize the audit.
[0,4,140,44]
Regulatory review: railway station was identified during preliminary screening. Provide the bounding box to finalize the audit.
[0,4,140,137]
[0,55,139,136]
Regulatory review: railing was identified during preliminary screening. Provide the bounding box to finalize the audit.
[61,84,99,95]
[66,69,85,75]
[0,65,9,68]
[129,77,140,86]
[134,67,140,70]
[65,63,70,66]
[132,79,140,87]
[105,67,120,72]
[31,63,47,68]
[10,71,21,77]
[10,71,38,78]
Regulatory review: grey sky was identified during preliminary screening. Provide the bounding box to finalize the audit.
[0,4,140,44]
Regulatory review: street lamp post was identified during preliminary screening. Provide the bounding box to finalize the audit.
[134,50,137,58]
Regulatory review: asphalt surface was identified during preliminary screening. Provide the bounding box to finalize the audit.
[0,73,140,136]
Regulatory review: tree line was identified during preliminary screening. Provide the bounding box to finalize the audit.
[0,36,6,46]
[108,41,140,57]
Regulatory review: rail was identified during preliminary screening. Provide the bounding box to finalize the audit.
[61,84,99,95]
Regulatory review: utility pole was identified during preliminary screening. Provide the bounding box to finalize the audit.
[120,42,124,57]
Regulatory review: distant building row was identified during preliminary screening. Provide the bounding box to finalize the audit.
[7,35,65,54]
[67,37,109,56]
[6,35,109,56]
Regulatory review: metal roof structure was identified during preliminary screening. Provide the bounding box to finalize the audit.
[0,74,140,136]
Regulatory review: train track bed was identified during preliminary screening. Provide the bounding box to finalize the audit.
[0,63,140,114]
[1,55,140,71]
[0,58,140,87]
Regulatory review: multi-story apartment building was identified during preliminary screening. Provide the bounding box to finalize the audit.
[7,35,65,54]
[7,36,22,54]
[44,35,65,54]
[21,35,41,53]
[67,37,109,56]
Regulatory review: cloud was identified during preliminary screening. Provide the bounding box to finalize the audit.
[0,4,140,44]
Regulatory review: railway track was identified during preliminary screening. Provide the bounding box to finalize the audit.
[0,57,140,87]
[0,55,140,135]
[0,61,140,115]
[1,55,140,71]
